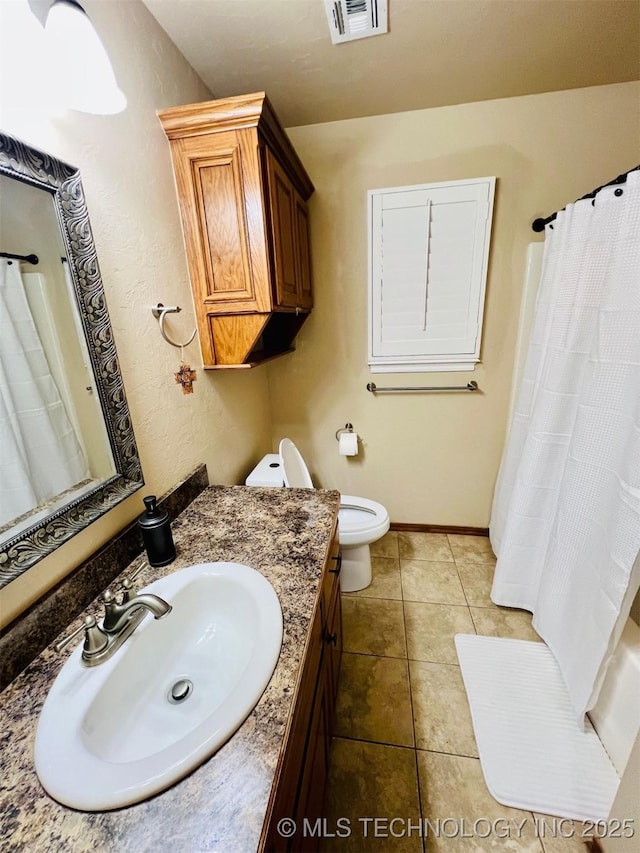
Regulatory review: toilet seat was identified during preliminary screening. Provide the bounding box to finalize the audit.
[338,495,390,547]
[278,439,390,547]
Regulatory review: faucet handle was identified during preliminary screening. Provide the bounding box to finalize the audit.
[100,588,116,605]
[100,588,121,624]
[54,616,92,653]
[54,615,107,655]
[127,561,149,584]
[119,561,148,602]
[120,577,135,603]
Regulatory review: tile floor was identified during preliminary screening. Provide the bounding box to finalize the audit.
[322,531,596,853]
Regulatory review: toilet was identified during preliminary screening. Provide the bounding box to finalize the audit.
[245,440,390,592]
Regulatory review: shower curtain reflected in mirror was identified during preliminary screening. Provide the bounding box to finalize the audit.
[490,172,640,719]
[0,258,89,529]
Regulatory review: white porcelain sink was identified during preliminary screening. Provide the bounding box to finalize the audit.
[35,562,283,811]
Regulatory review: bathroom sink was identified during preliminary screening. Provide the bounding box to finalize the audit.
[35,562,283,811]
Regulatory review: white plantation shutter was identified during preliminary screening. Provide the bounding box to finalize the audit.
[368,177,495,372]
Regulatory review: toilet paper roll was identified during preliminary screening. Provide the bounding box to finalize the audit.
[339,432,359,456]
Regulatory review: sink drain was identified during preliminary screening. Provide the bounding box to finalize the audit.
[168,678,194,704]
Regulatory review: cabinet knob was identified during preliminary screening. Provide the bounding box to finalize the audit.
[329,553,342,575]
[325,631,338,646]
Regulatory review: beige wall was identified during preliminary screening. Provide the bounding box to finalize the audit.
[0,0,272,627]
[269,82,640,526]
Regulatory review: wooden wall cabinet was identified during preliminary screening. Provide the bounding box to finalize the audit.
[260,529,343,853]
[158,93,314,369]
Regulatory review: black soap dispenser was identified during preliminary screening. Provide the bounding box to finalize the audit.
[138,496,176,567]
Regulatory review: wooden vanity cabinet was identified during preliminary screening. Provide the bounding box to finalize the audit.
[260,528,342,853]
[158,92,314,369]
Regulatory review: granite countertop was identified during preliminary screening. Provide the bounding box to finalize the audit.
[0,485,340,853]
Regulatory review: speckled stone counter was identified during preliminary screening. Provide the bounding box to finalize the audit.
[0,485,340,853]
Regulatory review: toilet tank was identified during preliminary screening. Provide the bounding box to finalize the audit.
[245,454,285,487]
[589,618,640,776]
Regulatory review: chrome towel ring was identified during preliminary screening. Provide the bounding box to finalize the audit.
[152,303,196,349]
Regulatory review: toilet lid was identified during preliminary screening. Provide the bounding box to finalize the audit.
[279,439,314,489]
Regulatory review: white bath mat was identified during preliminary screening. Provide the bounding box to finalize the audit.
[455,634,620,821]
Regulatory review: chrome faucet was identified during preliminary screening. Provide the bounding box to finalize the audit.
[55,566,172,667]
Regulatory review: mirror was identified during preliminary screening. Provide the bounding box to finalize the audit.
[0,131,143,588]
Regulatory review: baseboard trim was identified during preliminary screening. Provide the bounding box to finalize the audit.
[390,522,489,537]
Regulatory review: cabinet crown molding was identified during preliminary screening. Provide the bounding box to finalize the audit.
[158,92,313,201]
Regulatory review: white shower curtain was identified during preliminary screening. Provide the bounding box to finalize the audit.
[490,171,640,720]
[0,259,89,527]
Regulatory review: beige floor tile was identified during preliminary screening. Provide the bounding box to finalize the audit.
[471,606,542,642]
[417,751,543,852]
[401,560,467,605]
[404,601,475,664]
[335,653,414,747]
[371,531,399,558]
[398,531,454,562]
[533,815,599,853]
[345,556,402,601]
[324,738,422,852]
[410,660,478,756]
[457,563,496,607]
[342,597,407,658]
[448,534,497,565]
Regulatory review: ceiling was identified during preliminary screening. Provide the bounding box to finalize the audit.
[142,0,640,127]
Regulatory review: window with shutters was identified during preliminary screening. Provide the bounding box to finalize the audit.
[368,177,495,372]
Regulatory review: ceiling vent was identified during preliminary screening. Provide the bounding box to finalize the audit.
[324,0,388,45]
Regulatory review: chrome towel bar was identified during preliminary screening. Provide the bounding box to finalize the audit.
[367,381,479,394]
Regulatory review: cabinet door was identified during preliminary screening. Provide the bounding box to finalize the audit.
[294,194,313,309]
[321,534,342,741]
[261,533,339,853]
[325,578,343,736]
[294,667,328,853]
[262,610,323,853]
[172,130,271,317]
[266,150,299,308]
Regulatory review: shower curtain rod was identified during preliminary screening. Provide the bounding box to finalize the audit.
[531,164,640,233]
[0,251,39,264]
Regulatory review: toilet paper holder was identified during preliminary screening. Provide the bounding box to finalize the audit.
[335,423,356,442]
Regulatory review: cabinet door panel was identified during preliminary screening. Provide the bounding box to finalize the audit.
[293,668,328,852]
[295,195,313,309]
[321,533,341,621]
[325,582,342,736]
[195,151,253,299]
[266,150,299,308]
[262,611,323,852]
[261,530,340,853]
[321,533,342,742]
[174,131,271,319]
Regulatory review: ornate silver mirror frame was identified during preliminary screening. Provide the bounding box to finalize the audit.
[0,132,143,587]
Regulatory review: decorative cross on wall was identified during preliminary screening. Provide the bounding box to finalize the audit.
[174,362,197,394]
